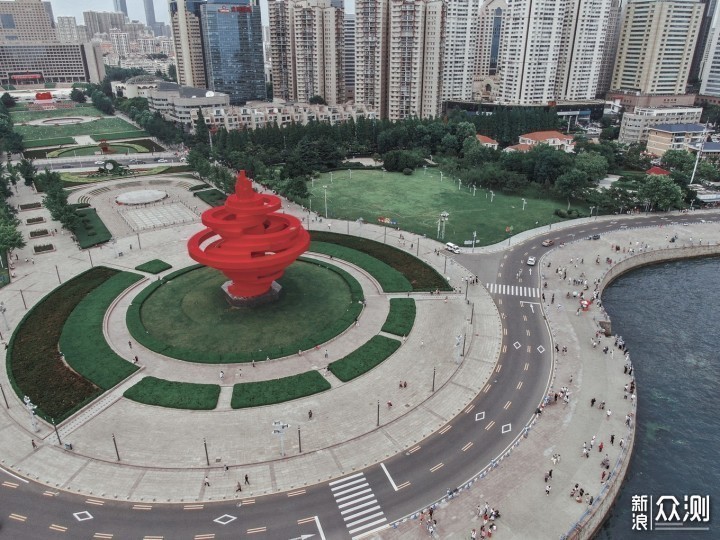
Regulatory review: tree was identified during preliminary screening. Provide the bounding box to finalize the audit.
[195,109,210,146]
[574,151,609,183]
[555,169,590,209]
[309,95,327,105]
[660,149,695,173]
[0,93,17,108]
[638,174,684,211]
[168,64,177,83]
[70,88,87,103]
[0,224,25,253]
[16,158,36,186]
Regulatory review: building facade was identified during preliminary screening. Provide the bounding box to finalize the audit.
[109,29,130,57]
[344,13,356,99]
[646,123,707,156]
[170,0,207,88]
[146,82,230,124]
[0,42,105,86]
[200,0,265,105]
[441,0,481,101]
[354,0,390,117]
[113,0,128,17]
[268,0,296,100]
[56,16,83,43]
[596,0,622,97]
[700,1,720,97]
[83,10,128,38]
[618,106,703,144]
[0,0,57,42]
[612,0,703,95]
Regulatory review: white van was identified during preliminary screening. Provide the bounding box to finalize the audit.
[445,242,461,254]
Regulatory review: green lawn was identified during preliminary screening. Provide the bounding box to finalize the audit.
[381,298,416,336]
[129,260,363,363]
[124,377,220,410]
[231,371,330,408]
[14,117,142,142]
[23,137,77,149]
[72,208,112,248]
[10,106,104,122]
[307,169,590,246]
[135,259,172,274]
[51,142,148,157]
[329,335,401,382]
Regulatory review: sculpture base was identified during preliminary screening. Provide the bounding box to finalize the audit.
[222,281,282,308]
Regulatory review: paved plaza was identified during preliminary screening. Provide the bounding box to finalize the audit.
[1,175,719,538]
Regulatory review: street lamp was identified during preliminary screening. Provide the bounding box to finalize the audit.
[472,230,477,253]
[23,396,39,432]
[589,206,596,218]
[522,198,527,211]
[272,421,289,457]
[458,178,462,190]
[0,301,8,330]
[437,211,449,240]
[473,186,477,196]
[440,171,444,182]
[490,191,495,203]
[329,171,333,184]
[323,185,329,219]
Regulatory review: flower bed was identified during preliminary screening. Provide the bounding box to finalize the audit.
[26,216,45,224]
[29,229,50,238]
[33,243,54,254]
[19,202,42,211]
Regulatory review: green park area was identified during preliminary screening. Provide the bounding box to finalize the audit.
[13,115,146,147]
[10,106,104,122]
[308,169,589,246]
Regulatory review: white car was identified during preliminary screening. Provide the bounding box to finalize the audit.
[94,160,105,165]
[526,256,536,266]
[157,159,168,163]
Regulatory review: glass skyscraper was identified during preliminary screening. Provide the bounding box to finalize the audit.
[200,0,265,105]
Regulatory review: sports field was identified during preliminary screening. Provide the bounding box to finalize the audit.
[10,106,104,123]
[308,169,589,246]
[14,117,144,143]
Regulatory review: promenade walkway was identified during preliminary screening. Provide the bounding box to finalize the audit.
[0,175,718,538]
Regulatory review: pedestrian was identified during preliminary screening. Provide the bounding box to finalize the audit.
[324,349,328,358]
[544,472,549,482]
[545,485,551,496]
[601,471,606,482]
[236,482,242,492]
[548,469,553,479]
[619,438,625,448]
[219,370,224,380]
[599,442,604,452]
[591,397,596,407]
[224,464,229,473]
[606,409,612,420]
[610,434,615,445]
[551,293,555,304]
[31,439,37,450]
[252,359,256,368]
[128,340,132,349]
[387,401,393,408]
[133,355,138,364]
[244,474,250,485]
[204,476,210,487]
[308,410,313,419]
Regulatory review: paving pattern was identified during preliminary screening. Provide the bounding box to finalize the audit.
[121,202,198,231]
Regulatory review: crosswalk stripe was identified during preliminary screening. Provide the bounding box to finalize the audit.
[348,518,387,535]
[343,505,381,522]
[338,493,374,509]
[486,283,540,298]
[330,477,366,491]
[341,500,378,515]
[333,482,368,497]
[346,511,385,529]
[336,488,371,503]
[330,472,386,536]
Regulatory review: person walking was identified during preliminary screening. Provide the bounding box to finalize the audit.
[204,476,210,487]
[244,474,250,485]
[219,370,224,381]
[610,434,615,445]
[545,485,551,496]
[31,439,37,450]
[308,410,313,420]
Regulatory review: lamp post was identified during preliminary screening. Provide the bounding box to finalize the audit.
[458,178,462,190]
[329,171,333,184]
[431,367,436,392]
[323,185,328,219]
[437,211,449,240]
[490,190,495,203]
[472,230,477,253]
[473,186,477,196]
[440,171,444,182]
[272,421,289,456]
[0,301,7,330]
[522,198,527,211]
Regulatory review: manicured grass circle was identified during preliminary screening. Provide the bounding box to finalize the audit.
[133,260,362,363]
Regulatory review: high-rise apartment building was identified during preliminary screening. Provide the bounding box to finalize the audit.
[596,0,622,97]
[354,0,391,117]
[700,1,720,95]
[387,0,445,119]
[57,16,82,43]
[113,0,128,17]
[0,0,57,42]
[692,0,718,82]
[200,0,265,104]
[612,0,703,95]
[441,0,481,101]
[110,29,130,56]
[344,13,355,100]
[170,0,207,88]
[268,0,344,104]
[475,0,505,78]
[83,11,128,38]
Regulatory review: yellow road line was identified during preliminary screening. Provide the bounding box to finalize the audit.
[287,489,306,497]
[485,421,495,431]
[429,462,444,473]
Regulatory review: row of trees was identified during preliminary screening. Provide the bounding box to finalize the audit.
[38,170,79,229]
[0,95,24,156]
[0,161,26,257]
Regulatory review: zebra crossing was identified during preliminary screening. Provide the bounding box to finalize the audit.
[329,472,386,537]
[486,283,541,298]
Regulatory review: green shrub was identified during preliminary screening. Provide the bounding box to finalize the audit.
[72,208,111,248]
[59,272,142,390]
[195,189,227,207]
[124,377,220,410]
[6,267,118,421]
[310,241,411,292]
[381,298,416,336]
[189,183,210,191]
[329,335,401,382]
[310,232,450,291]
[135,259,173,274]
[402,168,413,175]
[231,371,330,408]
[29,229,49,238]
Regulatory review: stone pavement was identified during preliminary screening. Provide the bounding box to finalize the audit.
[1,175,718,538]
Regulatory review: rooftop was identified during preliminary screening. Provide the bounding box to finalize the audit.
[520,130,574,142]
[651,123,707,133]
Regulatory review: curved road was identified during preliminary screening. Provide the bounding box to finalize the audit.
[0,212,717,539]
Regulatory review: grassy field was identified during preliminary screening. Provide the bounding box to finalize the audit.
[23,137,76,149]
[14,117,142,143]
[11,106,104,122]
[231,372,330,408]
[124,377,220,410]
[307,169,590,246]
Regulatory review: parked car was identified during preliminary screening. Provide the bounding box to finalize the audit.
[541,239,554,247]
[94,160,105,165]
[527,256,536,266]
[157,159,168,163]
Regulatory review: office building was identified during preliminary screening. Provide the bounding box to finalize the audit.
[113,0,128,17]
[0,42,105,86]
[700,2,720,96]
[646,123,707,156]
[144,0,157,27]
[83,11,128,38]
[344,13,355,100]
[612,0,703,95]
[170,0,207,88]
[268,1,295,100]
[0,0,57,42]
[200,0,265,105]
[57,16,82,43]
[441,0,481,102]
[473,0,505,101]
[618,106,703,144]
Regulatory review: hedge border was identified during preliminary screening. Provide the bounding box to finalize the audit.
[59,272,142,390]
[135,259,173,274]
[328,335,401,382]
[6,267,118,422]
[381,298,417,336]
[126,258,363,363]
[123,377,220,410]
[231,371,330,408]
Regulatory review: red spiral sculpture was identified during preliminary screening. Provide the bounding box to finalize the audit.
[187,170,310,299]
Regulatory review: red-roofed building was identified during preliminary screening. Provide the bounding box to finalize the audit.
[645,166,670,176]
[503,143,533,153]
[475,134,499,150]
[518,130,575,152]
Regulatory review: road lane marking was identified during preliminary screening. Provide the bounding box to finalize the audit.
[462,442,473,452]
[194,535,215,540]
[526,329,531,336]
[297,516,315,525]
[464,404,474,413]
[483,384,492,393]
[396,481,410,490]
[504,401,512,410]
[287,489,306,497]
[527,345,532,353]
[9,513,27,522]
[485,421,495,430]
[184,504,204,510]
[43,490,59,497]
[85,499,104,506]
[524,363,530,371]
[502,345,507,353]
[132,504,153,511]
[2,481,19,488]
[495,364,502,373]
[0,465,29,483]
[240,498,255,504]
[503,328,507,335]
[380,463,399,491]
[407,445,421,454]
[315,515,327,540]
[93,534,113,539]
[439,425,452,434]
[246,527,266,534]
[429,463,444,473]
[517,381,523,389]
[49,524,68,532]
[522,315,527,321]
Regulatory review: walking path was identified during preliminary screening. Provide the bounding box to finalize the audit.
[1,175,719,537]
